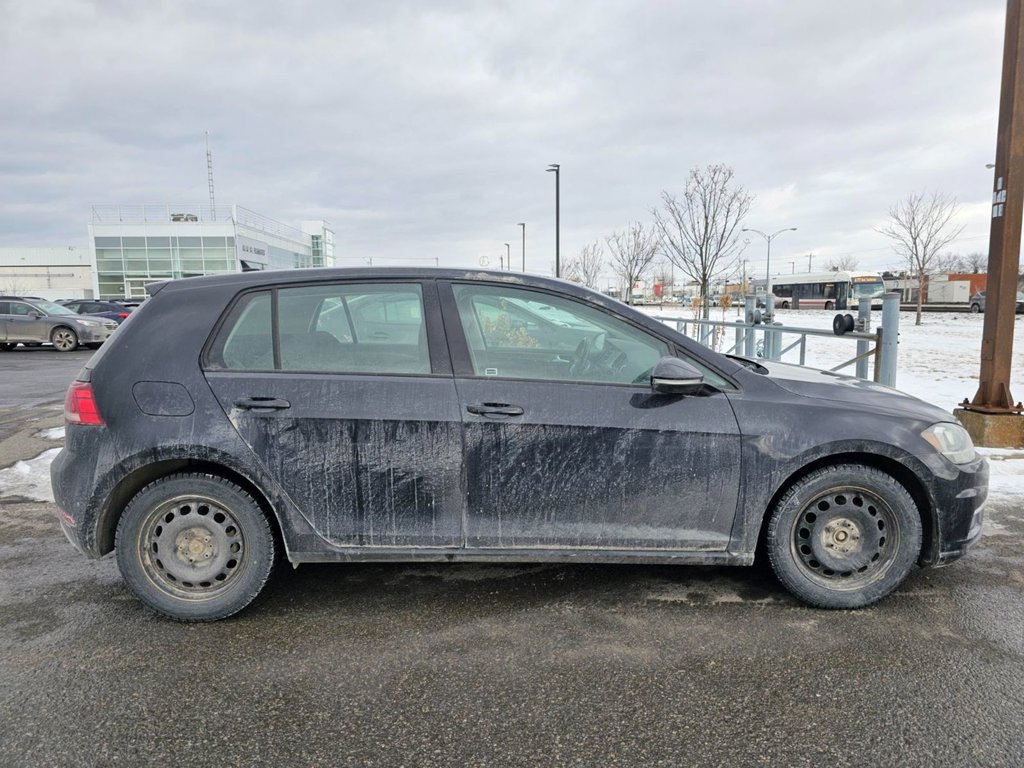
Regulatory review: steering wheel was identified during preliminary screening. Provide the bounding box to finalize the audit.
[568,332,605,377]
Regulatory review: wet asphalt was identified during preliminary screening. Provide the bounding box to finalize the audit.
[1,353,1023,767]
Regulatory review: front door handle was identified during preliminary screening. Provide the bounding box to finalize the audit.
[466,403,524,417]
[234,397,291,410]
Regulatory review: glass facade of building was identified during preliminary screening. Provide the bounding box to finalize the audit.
[93,235,237,299]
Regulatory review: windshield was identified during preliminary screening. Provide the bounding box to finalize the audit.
[32,299,77,316]
[852,280,885,298]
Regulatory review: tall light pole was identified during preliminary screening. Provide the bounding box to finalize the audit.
[517,222,526,272]
[546,164,560,277]
[742,226,797,319]
[503,243,510,271]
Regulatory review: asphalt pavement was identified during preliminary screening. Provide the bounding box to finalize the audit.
[1,353,1023,767]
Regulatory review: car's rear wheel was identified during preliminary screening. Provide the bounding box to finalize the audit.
[970,303,981,314]
[824,301,834,310]
[50,326,78,352]
[766,464,921,608]
[115,474,276,621]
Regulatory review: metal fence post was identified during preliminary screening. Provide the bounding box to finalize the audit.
[744,295,756,357]
[856,296,871,380]
[879,291,900,387]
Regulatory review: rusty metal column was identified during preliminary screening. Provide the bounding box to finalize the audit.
[970,0,1024,413]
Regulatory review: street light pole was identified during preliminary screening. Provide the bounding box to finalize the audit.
[504,243,510,271]
[517,223,525,272]
[741,226,797,317]
[547,164,560,277]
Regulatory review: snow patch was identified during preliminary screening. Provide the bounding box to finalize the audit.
[0,448,60,502]
[36,427,65,441]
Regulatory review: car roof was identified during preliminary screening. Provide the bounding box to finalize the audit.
[148,267,579,297]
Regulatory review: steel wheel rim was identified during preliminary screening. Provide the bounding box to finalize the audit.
[137,494,247,601]
[52,329,76,350]
[789,485,900,591]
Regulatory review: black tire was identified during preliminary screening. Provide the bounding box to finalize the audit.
[115,473,276,621]
[970,303,981,314]
[844,313,855,333]
[832,314,848,336]
[766,464,922,609]
[50,326,78,352]
[0,343,13,351]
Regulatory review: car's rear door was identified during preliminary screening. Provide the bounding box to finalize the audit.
[440,280,742,551]
[204,279,464,548]
[7,302,48,342]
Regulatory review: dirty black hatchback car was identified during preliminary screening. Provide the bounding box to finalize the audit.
[51,268,988,620]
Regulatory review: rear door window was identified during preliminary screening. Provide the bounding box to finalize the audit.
[207,283,430,375]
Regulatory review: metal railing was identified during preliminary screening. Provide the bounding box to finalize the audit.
[657,292,901,387]
[91,204,236,224]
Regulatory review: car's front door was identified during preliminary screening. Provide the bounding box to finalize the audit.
[204,280,464,548]
[7,302,48,342]
[441,281,742,551]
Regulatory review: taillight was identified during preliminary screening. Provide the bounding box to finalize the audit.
[118,313,129,318]
[64,381,104,426]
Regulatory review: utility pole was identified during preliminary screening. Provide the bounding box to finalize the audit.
[790,261,796,274]
[547,164,560,277]
[807,253,814,272]
[518,222,526,271]
[958,0,1024,446]
[504,242,510,271]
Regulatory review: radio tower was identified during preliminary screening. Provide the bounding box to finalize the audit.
[206,130,216,221]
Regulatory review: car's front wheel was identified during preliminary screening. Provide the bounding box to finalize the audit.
[970,303,981,314]
[50,326,78,352]
[115,474,276,621]
[766,464,921,608]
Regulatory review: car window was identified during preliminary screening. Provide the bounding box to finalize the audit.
[9,302,34,316]
[452,284,669,385]
[214,292,274,370]
[0,302,9,314]
[64,302,81,312]
[280,283,428,373]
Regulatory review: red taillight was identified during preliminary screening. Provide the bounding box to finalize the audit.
[118,313,129,318]
[64,381,104,426]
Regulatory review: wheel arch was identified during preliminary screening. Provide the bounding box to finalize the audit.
[94,458,285,559]
[755,451,937,566]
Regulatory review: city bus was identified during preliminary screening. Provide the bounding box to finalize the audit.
[769,271,885,310]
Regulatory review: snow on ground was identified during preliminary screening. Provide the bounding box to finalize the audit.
[36,426,65,441]
[0,447,59,502]
[643,306,1024,415]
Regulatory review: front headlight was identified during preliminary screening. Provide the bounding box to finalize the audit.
[922,422,976,465]
[78,319,100,327]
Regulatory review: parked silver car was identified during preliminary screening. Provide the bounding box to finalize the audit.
[0,296,119,352]
[969,290,1024,314]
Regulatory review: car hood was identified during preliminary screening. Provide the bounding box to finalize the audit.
[753,359,955,424]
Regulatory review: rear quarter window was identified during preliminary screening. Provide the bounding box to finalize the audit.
[206,292,274,370]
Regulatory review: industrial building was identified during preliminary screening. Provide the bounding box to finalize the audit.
[0,247,94,300]
[88,204,334,299]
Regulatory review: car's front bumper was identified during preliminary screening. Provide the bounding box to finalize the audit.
[75,324,117,344]
[924,453,988,566]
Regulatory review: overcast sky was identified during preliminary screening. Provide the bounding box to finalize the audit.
[0,0,1007,282]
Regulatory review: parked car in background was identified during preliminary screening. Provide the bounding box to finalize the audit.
[60,299,134,324]
[968,290,1024,314]
[51,268,987,621]
[0,296,119,351]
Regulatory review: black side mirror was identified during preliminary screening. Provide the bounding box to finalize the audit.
[29,311,43,319]
[650,356,705,395]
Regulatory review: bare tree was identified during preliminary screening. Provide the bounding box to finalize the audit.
[962,252,988,274]
[932,253,965,274]
[827,254,859,272]
[606,223,659,305]
[652,164,753,319]
[564,240,605,290]
[878,191,964,325]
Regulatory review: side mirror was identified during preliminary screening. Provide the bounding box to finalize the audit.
[650,356,705,395]
[29,311,43,319]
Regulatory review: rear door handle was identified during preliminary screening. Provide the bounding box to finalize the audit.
[234,397,291,410]
[466,403,524,417]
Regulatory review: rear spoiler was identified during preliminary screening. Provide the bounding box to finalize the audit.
[146,281,170,297]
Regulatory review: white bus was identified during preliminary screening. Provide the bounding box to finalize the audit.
[769,271,885,310]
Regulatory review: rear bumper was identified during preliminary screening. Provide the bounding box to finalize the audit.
[50,436,106,558]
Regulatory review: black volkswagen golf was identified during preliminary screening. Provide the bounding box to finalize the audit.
[51,268,988,620]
